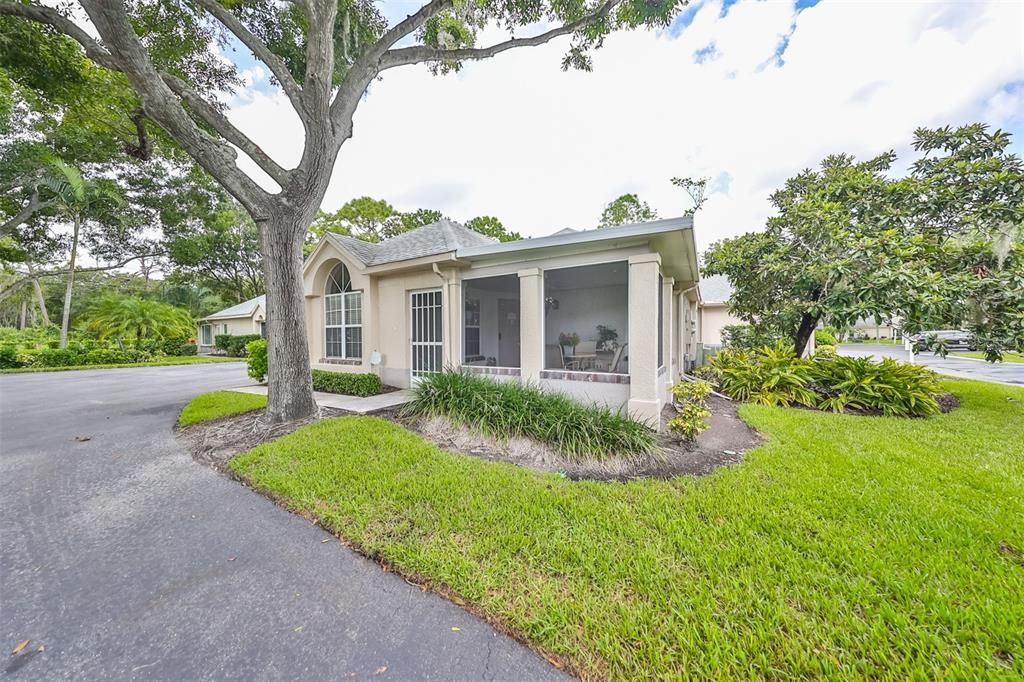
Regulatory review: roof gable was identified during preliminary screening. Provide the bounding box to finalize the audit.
[323,219,495,267]
[201,294,265,321]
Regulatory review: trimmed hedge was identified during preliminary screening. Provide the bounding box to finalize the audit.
[215,333,262,357]
[311,369,383,397]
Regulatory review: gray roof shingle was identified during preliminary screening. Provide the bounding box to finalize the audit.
[325,219,496,266]
[699,274,733,304]
[201,294,265,321]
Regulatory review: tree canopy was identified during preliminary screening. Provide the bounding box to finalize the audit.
[704,124,1023,360]
[599,193,659,227]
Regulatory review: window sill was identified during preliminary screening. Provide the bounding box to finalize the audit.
[319,357,363,366]
[461,365,521,377]
[540,370,630,384]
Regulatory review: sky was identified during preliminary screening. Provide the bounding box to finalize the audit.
[220,0,1024,252]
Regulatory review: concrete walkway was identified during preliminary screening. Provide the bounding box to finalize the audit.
[0,365,564,680]
[230,385,414,413]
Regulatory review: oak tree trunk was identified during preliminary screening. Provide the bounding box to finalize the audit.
[794,312,818,358]
[60,215,81,349]
[261,210,317,423]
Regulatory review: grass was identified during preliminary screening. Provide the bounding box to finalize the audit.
[178,390,267,426]
[229,379,1024,679]
[405,370,656,461]
[953,351,1024,364]
[1,355,242,374]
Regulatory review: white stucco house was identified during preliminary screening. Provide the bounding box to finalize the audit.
[301,217,702,423]
[196,294,266,353]
[697,274,741,358]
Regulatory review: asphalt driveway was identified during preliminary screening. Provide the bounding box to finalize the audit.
[839,343,1024,385]
[0,364,564,681]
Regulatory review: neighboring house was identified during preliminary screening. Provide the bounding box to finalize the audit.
[196,295,266,353]
[848,316,899,341]
[697,274,742,357]
[302,218,701,423]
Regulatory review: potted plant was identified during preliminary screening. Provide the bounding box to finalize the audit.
[595,325,618,351]
[558,331,579,356]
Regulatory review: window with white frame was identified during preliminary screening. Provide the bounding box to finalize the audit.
[324,263,363,359]
[201,324,212,345]
[464,297,481,358]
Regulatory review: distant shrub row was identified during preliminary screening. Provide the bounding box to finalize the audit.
[0,328,196,369]
[215,333,262,357]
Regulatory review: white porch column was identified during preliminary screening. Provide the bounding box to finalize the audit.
[443,270,461,368]
[663,277,675,390]
[518,268,543,381]
[628,254,662,425]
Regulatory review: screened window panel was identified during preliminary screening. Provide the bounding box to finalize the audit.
[464,327,481,357]
[325,293,344,326]
[345,327,362,358]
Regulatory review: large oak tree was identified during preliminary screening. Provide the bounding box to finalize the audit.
[1,0,685,422]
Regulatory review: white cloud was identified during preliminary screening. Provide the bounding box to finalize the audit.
[221,0,1024,251]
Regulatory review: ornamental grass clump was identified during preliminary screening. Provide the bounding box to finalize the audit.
[404,370,656,462]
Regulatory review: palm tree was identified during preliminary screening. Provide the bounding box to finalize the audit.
[40,160,124,347]
[82,295,194,345]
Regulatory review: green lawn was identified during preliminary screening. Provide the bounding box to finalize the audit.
[1,355,242,374]
[178,390,267,426]
[953,351,1024,364]
[229,379,1023,679]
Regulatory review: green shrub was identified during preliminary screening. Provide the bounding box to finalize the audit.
[712,343,941,417]
[32,347,87,367]
[178,343,198,356]
[668,379,713,441]
[311,369,382,397]
[0,345,21,369]
[712,342,818,407]
[214,333,261,356]
[811,356,940,417]
[404,370,656,462]
[720,324,779,351]
[246,339,268,382]
[815,329,838,346]
[815,344,837,357]
[84,348,133,365]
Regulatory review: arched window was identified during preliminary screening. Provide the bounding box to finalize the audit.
[324,263,362,359]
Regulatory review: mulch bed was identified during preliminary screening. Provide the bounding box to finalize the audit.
[382,394,762,482]
[179,396,761,482]
[176,406,345,471]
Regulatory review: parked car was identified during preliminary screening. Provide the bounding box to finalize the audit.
[910,330,974,352]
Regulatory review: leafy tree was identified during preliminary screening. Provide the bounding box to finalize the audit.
[38,159,125,347]
[671,176,708,214]
[599,193,659,228]
[704,124,1023,360]
[1,0,684,422]
[81,294,194,343]
[465,215,521,242]
[398,208,445,233]
[165,202,264,304]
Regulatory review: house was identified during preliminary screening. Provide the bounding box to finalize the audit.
[302,218,701,423]
[196,294,266,353]
[847,316,899,341]
[697,274,742,360]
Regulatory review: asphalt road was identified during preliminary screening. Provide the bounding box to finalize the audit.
[0,364,565,681]
[839,343,1024,385]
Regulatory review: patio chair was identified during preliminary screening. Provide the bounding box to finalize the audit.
[608,343,628,374]
[545,343,583,370]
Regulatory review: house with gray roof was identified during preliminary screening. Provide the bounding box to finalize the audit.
[302,217,702,424]
[196,294,266,352]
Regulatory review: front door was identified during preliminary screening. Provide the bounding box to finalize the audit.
[497,298,520,367]
[410,289,443,381]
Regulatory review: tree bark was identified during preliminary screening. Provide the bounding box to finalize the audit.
[19,300,27,329]
[60,214,81,348]
[28,264,50,326]
[261,211,317,423]
[794,312,819,358]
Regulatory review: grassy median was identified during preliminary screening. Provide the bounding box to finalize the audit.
[227,379,1023,679]
[178,390,267,426]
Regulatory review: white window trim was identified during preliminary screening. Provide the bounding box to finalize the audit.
[324,290,363,360]
[200,324,212,345]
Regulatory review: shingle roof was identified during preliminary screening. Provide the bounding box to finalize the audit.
[699,274,732,305]
[201,294,265,321]
[325,219,496,266]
